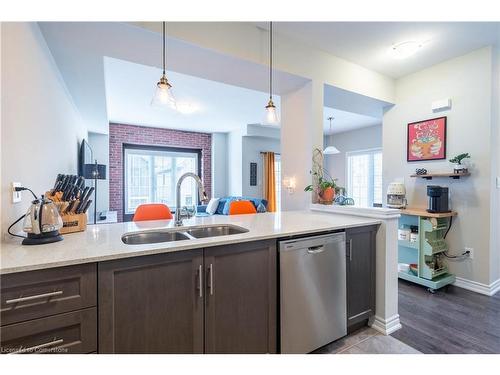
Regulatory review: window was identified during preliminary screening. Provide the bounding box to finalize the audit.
[274,154,281,212]
[124,145,201,218]
[346,149,382,207]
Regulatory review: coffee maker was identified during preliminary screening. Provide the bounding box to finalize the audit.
[386,182,407,209]
[427,186,450,213]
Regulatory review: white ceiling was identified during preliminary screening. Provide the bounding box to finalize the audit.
[39,22,307,134]
[323,108,381,135]
[261,22,500,78]
[104,57,278,133]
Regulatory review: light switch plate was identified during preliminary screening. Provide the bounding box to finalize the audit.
[496,177,500,189]
[12,182,22,203]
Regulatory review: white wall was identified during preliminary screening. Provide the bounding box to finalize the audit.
[1,23,86,235]
[211,133,228,198]
[324,125,382,189]
[490,44,500,283]
[227,129,243,196]
[87,132,109,219]
[242,136,280,198]
[383,47,495,285]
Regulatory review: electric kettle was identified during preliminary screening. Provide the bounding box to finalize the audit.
[22,195,63,245]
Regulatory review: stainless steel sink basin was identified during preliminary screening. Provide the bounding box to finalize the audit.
[122,224,249,245]
[185,224,249,239]
[122,231,190,245]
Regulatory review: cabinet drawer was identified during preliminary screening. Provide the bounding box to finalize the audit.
[1,264,96,326]
[1,307,97,354]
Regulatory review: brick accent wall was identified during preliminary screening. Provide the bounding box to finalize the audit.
[109,123,212,221]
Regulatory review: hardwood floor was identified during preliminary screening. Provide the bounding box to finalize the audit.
[392,280,500,353]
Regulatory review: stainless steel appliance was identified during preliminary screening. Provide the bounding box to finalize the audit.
[22,195,63,245]
[427,185,450,213]
[279,232,347,354]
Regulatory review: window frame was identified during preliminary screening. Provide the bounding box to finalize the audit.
[345,147,383,208]
[122,143,202,222]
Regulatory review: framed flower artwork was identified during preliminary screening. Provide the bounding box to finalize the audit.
[407,116,447,162]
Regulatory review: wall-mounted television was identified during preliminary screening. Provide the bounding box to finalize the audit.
[78,139,93,177]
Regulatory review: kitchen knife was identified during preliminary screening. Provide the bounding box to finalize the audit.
[76,186,93,212]
[65,200,77,214]
[80,199,92,214]
[62,175,77,200]
[53,174,64,190]
[59,175,70,193]
[76,176,85,190]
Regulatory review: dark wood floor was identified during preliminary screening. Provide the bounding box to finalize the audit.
[392,280,500,353]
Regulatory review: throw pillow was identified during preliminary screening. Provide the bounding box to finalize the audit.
[205,198,220,215]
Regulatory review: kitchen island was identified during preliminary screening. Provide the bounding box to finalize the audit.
[1,210,381,354]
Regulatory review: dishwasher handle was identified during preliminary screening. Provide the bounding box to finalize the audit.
[307,245,325,254]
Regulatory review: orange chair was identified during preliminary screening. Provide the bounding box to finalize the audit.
[228,200,257,215]
[132,204,173,222]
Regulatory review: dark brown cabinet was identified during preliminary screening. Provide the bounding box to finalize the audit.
[204,240,276,353]
[98,240,277,354]
[0,264,97,354]
[346,225,377,329]
[98,250,204,353]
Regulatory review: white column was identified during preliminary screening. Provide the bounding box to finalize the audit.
[281,80,323,210]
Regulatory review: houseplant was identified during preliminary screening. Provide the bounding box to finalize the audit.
[449,153,470,174]
[304,171,342,205]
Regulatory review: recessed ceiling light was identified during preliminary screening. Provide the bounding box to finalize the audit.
[391,41,423,59]
[176,101,199,114]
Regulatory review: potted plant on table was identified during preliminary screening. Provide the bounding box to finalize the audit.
[449,153,470,174]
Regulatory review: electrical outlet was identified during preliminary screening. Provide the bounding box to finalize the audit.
[12,182,22,203]
[465,247,474,259]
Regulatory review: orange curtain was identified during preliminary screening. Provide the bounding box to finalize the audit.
[262,152,276,212]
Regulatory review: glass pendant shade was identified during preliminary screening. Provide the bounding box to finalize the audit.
[151,75,176,109]
[263,99,280,125]
[323,145,341,155]
[323,116,340,155]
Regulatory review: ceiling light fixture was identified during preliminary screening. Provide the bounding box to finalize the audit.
[323,117,340,155]
[151,21,176,109]
[263,21,279,125]
[391,41,423,59]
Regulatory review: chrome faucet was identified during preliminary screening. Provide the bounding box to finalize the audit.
[175,172,209,226]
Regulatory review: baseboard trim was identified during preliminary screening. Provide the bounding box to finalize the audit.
[453,277,500,296]
[370,314,402,335]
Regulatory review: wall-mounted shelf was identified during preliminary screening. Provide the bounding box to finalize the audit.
[401,207,457,218]
[410,172,470,180]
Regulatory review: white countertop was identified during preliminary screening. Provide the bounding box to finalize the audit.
[0,211,380,275]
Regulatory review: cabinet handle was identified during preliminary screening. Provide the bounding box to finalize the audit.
[9,338,64,354]
[307,245,324,254]
[348,239,353,261]
[197,264,203,298]
[5,290,63,304]
[208,263,214,296]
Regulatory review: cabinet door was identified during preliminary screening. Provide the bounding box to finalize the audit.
[346,225,377,328]
[98,250,204,353]
[204,240,277,354]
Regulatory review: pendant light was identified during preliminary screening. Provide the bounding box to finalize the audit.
[323,117,340,155]
[151,21,176,109]
[263,21,279,125]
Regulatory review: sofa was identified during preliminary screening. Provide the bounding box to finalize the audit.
[196,196,268,215]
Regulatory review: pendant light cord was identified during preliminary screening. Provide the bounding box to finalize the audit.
[269,21,273,100]
[162,21,166,75]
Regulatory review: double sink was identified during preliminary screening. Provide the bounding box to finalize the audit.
[122,224,249,245]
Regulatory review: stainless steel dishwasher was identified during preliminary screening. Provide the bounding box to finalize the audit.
[279,232,346,354]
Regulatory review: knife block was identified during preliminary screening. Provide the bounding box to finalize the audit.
[60,213,87,235]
